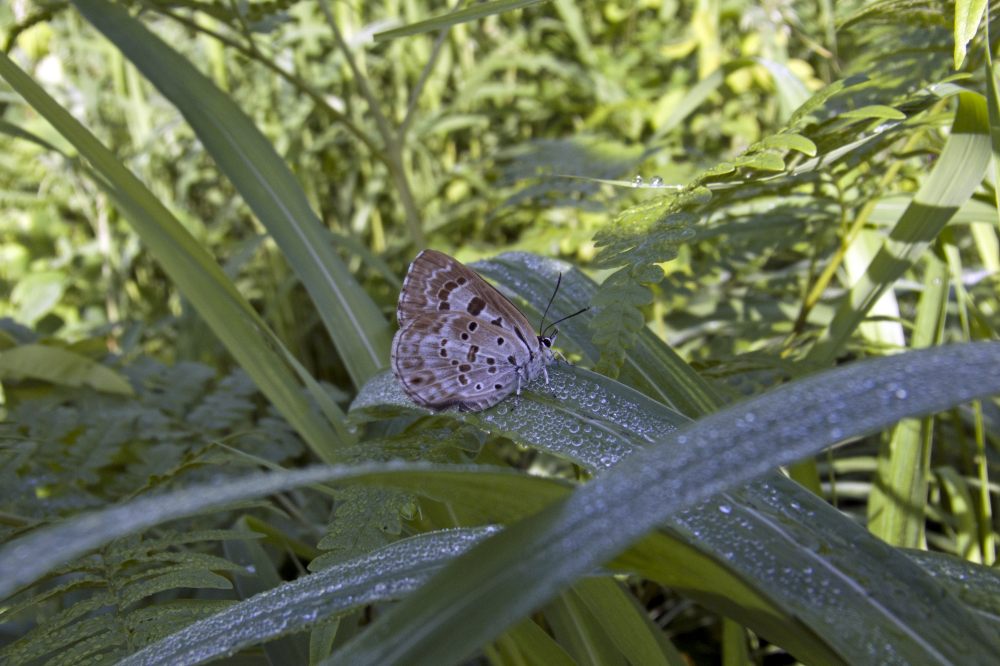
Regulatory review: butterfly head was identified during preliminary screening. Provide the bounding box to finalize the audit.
[538,330,557,349]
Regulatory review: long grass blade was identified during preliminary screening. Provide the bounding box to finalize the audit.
[333,342,1000,665]
[72,0,392,387]
[0,50,348,463]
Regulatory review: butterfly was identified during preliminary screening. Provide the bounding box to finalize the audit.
[391,250,587,411]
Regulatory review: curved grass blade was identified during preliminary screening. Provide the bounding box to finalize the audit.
[474,252,722,416]
[0,462,490,601]
[118,528,498,666]
[0,51,347,462]
[333,342,1000,665]
[809,91,991,363]
[354,356,997,663]
[72,0,391,387]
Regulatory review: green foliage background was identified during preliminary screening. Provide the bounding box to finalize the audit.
[1,0,999,664]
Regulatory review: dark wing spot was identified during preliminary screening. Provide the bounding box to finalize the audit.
[496,337,505,346]
[488,367,497,374]
[439,349,448,357]
[461,332,470,341]
[459,364,471,372]
[451,360,459,365]
[486,357,495,365]
[468,321,478,331]
[437,288,450,300]
[507,355,517,365]
[467,296,486,316]
[475,384,482,390]
[458,375,469,385]
[444,280,458,290]
[467,345,479,361]
[440,339,447,346]
[457,277,467,285]
[491,317,503,326]
[494,383,503,390]
[438,302,450,311]
[411,377,423,384]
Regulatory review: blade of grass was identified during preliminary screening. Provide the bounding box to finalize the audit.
[72,0,392,388]
[0,462,494,601]
[333,342,1000,665]
[867,252,948,546]
[0,50,348,463]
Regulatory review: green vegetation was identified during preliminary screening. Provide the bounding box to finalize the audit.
[1,1,999,664]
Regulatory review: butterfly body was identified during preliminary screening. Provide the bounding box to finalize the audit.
[391,250,554,411]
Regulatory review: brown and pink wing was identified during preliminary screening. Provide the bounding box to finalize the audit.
[396,250,539,351]
[392,312,522,411]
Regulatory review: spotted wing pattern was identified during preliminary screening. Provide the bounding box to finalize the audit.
[392,250,552,411]
[396,249,539,351]
[392,312,524,410]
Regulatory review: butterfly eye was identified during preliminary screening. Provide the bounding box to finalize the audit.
[541,337,552,348]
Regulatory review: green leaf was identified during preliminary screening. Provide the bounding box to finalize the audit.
[758,133,818,156]
[0,343,133,395]
[838,104,907,120]
[10,270,64,326]
[867,254,948,546]
[332,342,1000,665]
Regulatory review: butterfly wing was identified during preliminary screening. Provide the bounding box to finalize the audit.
[392,312,525,411]
[397,250,539,350]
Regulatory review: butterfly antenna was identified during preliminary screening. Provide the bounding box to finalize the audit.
[538,272,563,335]
[542,306,591,338]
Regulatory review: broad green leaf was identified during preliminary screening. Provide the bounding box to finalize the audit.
[72,0,391,388]
[842,228,904,348]
[352,364,686,471]
[333,342,1000,665]
[10,271,64,326]
[905,549,1000,619]
[354,353,998,664]
[0,343,133,395]
[838,104,907,120]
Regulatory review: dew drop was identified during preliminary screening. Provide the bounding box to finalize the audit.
[650,175,664,187]
[632,175,643,187]
[718,504,732,515]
